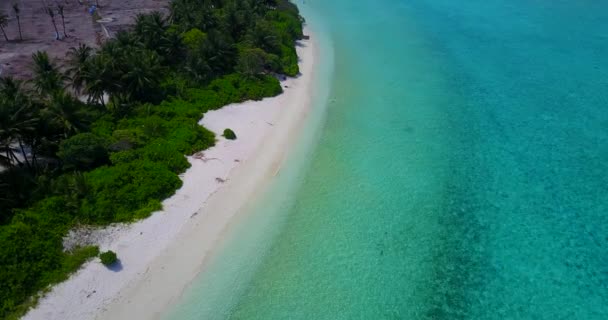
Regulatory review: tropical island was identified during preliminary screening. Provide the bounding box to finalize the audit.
[0,0,306,318]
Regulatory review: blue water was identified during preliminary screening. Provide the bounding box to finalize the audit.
[168,0,608,318]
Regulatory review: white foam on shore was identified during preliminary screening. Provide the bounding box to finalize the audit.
[23,31,317,320]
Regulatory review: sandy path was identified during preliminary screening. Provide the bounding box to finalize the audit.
[23,32,316,320]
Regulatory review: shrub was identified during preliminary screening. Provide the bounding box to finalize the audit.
[111,140,190,173]
[154,99,201,119]
[223,129,237,140]
[99,250,118,266]
[57,133,109,170]
[110,129,147,151]
[187,74,282,111]
[81,160,182,223]
[164,117,216,154]
[0,197,95,319]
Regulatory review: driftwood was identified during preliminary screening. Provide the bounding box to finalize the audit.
[193,152,221,163]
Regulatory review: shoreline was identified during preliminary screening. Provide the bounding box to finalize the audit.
[23,30,317,320]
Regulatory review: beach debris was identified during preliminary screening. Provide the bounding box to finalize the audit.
[193,152,222,163]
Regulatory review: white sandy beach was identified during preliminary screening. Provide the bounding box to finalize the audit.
[23,32,316,320]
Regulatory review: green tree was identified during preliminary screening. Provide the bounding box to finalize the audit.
[31,51,65,97]
[67,44,94,95]
[0,77,37,169]
[237,48,277,78]
[82,54,110,107]
[203,31,237,75]
[247,20,282,55]
[134,11,168,50]
[118,50,165,103]
[43,91,89,138]
[182,28,206,50]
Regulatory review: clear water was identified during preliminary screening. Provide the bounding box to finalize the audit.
[168,0,608,319]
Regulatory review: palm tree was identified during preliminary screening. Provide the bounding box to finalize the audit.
[12,3,22,41]
[248,20,281,55]
[0,11,9,41]
[159,29,186,65]
[66,44,93,94]
[43,91,87,138]
[82,54,109,107]
[0,77,38,169]
[45,6,60,40]
[205,31,237,75]
[57,4,68,38]
[134,12,167,48]
[31,51,65,97]
[119,50,164,102]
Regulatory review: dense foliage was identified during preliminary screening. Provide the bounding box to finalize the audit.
[0,0,303,318]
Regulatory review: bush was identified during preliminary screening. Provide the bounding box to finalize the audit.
[110,140,191,173]
[187,74,282,111]
[57,133,109,170]
[223,129,237,140]
[0,198,98,319]
[99,250,118,266]
[81,159,182,223]
[110,129,147,151]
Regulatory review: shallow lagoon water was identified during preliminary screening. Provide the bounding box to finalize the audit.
[168,1,608,319]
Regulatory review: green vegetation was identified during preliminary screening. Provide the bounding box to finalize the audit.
[223,128,237,140]
[99,251,118,266]
[0,0,303,318]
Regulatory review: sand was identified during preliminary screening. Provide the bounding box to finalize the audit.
[22,31,317,320]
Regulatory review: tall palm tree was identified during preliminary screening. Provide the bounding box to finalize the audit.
[82,54,109,107]
[0,77,37,169]
[134,11,167,47]
[205,31,237,75]
[31,51,65,97]
[57,4,68,38]
[12,3,22,41]
[43,91,87,138]
[120,50,164,102]
[45,6,60,40]
[66,44,93,94]
[0,11,9,41]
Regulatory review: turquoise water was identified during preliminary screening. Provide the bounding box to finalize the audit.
[168,0,608,319]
